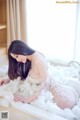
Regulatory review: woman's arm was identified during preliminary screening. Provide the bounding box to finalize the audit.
[25,81,46,103]
[14,81,45,103]
[25,59,48,103]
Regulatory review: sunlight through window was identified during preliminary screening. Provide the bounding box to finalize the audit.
[26,0,77,64]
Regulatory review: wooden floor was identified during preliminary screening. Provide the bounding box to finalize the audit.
[0,106,39,120]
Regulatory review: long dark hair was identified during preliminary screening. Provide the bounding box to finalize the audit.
[8,40,35,80]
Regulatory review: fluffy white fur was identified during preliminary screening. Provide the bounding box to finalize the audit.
[0,63,80,120]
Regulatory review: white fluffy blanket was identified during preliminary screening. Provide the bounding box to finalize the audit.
[0,62,80,120]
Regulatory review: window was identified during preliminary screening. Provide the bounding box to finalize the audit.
[26,0,77,64]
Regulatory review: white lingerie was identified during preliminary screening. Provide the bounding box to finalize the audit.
[18,75,42,98]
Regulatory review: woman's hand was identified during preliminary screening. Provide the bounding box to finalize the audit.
[0,79,10,86]
[14,93,36,103]
[0,80,4,86]
[14,93,28,103]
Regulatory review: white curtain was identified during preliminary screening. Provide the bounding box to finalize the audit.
[7,0,27,49]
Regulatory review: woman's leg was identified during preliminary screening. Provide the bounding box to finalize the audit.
[50,84,79,109]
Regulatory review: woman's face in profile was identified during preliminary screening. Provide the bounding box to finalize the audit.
[10,53,27,63]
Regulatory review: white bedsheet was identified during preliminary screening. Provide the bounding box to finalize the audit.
[0,60,80,120]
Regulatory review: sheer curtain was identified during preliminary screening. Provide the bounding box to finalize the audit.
[26,0,77,64]
[7,0,27,49]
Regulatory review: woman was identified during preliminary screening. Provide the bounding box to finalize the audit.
[0,40,79,109]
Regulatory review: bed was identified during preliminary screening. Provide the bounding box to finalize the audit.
[0,55,80,120]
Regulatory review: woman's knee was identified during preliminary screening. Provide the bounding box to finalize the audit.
[57,101,73,109]
[58,98,76,109]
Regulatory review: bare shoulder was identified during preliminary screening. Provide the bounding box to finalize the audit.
[33,52,47,67]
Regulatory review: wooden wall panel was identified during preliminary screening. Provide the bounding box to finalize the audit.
[0,28,7,46]
[0,0,7,48]
[0,0,7,24]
